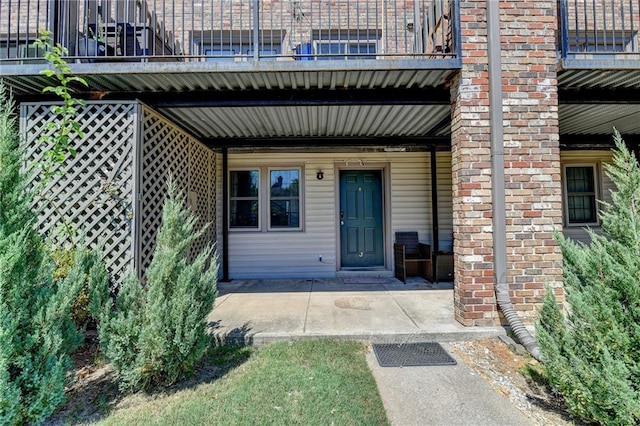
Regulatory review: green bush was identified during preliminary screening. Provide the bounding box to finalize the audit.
[537,130,640,425]
[95,180,218,391]
[0,85,108,424]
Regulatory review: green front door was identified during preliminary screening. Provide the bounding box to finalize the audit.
[339,170,384,268]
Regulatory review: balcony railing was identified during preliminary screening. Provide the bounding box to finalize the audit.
[560,0,640,58]
[0,0,459,64]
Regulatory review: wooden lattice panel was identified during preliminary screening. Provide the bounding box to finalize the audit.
[139,106,216,274]
[21,102,137,286]
[189,140,215,259]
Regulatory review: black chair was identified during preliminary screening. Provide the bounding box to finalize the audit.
[434,252,454,282]
[394,232,431,283]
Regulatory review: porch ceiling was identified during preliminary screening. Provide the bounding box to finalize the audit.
[558,68,640,89]
[157,104,451,142]
[161,100,640,145]
[560,104,640,136]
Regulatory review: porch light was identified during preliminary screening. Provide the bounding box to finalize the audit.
[316,170,324,180]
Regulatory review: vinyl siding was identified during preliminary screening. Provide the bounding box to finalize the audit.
[561,150,615,244]
[215,150,453,279]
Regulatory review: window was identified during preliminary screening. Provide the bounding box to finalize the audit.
[564,165,598,225]
[229,167,303,231]
[316,40,376,60]
[566,29,636,53]
[270,169,300,228]
[312,29,380,60]
[204,46,281,61]
[230,170,259,228]
[192,29,285,61]
[0,36,44,62]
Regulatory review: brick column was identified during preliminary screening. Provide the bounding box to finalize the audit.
[451,0,564,326]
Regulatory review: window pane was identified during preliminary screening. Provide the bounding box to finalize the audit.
[230,200,259,227]
[270,200,300,228]
[566,167,594,193]
[231,171,259,197]
[348,43,376,56]
[318,43,345,55]
[317,42,346,60]
[568,195,596,223]
[270,170,299,197]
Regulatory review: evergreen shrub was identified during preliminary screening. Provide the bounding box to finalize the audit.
[95,179,218,391]
[537,131,640,425]
[0,85,108,424]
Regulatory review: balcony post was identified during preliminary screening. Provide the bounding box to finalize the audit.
[559,0,569,59]
[253,0,260,61]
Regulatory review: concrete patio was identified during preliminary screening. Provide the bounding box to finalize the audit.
[207,277,506,345]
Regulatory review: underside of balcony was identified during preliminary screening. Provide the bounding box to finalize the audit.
[1,60,460,97]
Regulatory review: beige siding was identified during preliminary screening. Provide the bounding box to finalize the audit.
[390,154,430,242]
[216,150,452,279]
[561,150,615,244]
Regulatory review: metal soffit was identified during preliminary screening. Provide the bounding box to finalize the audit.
[159,104,452,140]
[163,103,640,142]
[558,69,640,89]
[560,104,640,135]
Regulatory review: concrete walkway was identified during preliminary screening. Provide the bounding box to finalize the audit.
[367,348,534,425]
[208,277,505,344]
[208,277,532,425]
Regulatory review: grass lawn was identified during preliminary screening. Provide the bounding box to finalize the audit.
[98,340,389,425]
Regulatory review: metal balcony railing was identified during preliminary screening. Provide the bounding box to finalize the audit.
[560,0,640,58]
[0,0,459,64]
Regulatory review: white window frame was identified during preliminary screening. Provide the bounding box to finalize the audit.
[562,163,601,227]
[229,166,304,233]
[229,169,261,231]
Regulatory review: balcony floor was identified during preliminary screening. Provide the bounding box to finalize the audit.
[2,59,460,96]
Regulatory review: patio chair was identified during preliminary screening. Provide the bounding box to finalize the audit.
[394,232,432,283]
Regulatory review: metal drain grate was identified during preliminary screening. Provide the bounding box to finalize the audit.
[373,342,457,367]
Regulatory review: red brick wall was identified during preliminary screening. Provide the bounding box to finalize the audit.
[450,0,564,326]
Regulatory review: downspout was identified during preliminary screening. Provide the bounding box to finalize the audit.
[486,0,541,360]
[222,147,229,282]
